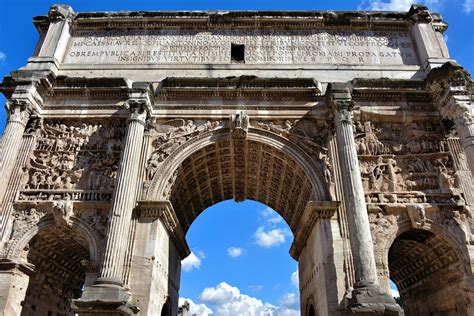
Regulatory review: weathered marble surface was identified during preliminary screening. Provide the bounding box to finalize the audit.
[64,30,418,65]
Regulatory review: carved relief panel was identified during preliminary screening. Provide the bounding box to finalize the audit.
[18,119,126,202]
[355,120,464,205]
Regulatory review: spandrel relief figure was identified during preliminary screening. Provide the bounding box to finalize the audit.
[145,119,222,182]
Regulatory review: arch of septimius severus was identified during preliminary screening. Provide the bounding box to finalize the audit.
[0,3,473,316]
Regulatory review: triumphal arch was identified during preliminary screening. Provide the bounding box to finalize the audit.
[0,4,473,315]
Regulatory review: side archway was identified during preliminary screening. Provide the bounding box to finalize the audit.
[383,222,474,316]
[3,213,102,316]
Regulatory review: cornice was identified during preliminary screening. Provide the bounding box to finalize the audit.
[157,76,322,101]
[30,9,446,32]
[351,78,430,103]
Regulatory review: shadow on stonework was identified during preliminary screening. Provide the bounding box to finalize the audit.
[388,229,473,316]
[20,224,90,316]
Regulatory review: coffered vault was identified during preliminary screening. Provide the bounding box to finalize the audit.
[0,3,474,316]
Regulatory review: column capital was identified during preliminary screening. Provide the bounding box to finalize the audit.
[327,83,355,125]
[136,200,191,260]
[124,82,154,124]
[5,99,34,126]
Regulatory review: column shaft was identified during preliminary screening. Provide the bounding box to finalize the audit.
[455,110,474,177]
[97,113,146,285]
[334,108,378,286]
[0,105,30,218]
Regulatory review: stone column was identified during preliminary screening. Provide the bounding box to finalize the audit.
[0,101,31,207]
[327,83,401,315]
[73,82,152,315]
[427,62,474,178]
[96,104,148,286]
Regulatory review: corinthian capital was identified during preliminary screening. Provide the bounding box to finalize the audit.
[327,82,355,125]
[5,99,33,126]
[124,82,154,124]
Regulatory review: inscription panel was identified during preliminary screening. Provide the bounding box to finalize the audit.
[64,29,418,66]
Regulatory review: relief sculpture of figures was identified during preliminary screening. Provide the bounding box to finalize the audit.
[18,120,125,202]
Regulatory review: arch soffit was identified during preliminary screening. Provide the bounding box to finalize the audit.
[146,127,331,202]
[380,218,472,275]
[7,215,101,264]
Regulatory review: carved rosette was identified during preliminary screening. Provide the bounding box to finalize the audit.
[251,118,332,185]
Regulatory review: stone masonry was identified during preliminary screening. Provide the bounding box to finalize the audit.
[0,4,473,316]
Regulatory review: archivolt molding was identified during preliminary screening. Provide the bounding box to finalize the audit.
[145,123,331,202]
[369,205,473,275]
[2,205,105,264]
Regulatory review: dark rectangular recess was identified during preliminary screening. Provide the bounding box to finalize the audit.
[231,43,245,63]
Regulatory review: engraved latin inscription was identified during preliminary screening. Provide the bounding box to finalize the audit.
[64,30,418,65]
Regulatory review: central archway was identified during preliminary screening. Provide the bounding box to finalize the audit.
[147,128,331,234]
[136,127,340,316]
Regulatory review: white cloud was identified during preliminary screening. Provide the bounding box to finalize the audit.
[291,268,299,289]
[179,297,213,316]
[196,249,206,259]
[227,247,245,258]
[261,206,283,225]
[199,282,299,316]
[254,226,288,248]
[279,293,300,311]
[368,0,415,11]
[463,0,473,13]
[359,0,444,11]
[248,284,264,292]
[391,288,400,298]
[182,251,202,272]
[0,51,6,62]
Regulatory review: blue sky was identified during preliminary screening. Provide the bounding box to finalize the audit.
[0,0,473,314]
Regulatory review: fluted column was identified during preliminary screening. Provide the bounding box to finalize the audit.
[96,85,152,286]
[328,83,400,315]
[0,101,31,205]
[329,85,378,287]
[427,62,474,177]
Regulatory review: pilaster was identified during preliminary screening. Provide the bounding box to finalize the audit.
[327,83,402,315]
[408,4,453,72]
[24,4,75,74]
[128,201,189,315]
[73,82,153,316]
[0,259,34,316]
[427,61,474,177]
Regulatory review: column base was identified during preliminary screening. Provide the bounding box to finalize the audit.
[346,283,403,316]
[72,284,140,316]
